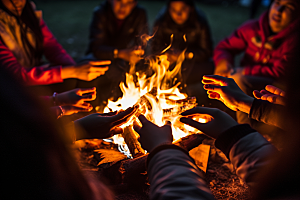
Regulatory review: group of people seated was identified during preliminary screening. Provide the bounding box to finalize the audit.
[1,0,300,199]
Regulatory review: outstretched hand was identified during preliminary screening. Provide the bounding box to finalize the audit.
[74,106,137,140]
[253,85,286,105]
[202,75,254,114]
[56,87,96,110]
[180,107,238,139]
[133,115,173,152]
[61,60,110,81]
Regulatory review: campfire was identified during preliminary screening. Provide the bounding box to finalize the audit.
[103,42,208,158]
[75,36,251,199]
[75,36,213,196]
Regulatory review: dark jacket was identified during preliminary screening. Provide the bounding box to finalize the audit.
[86,1,148,61]
[249,99,286,130]
[147,124,278,199]
[151,6,213,63]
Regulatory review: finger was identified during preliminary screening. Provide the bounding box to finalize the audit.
[202,75,229,86]
[90,66,109,72]
[261,95,276,103]
[203,84,223,92]
[133,120,142,134]
[77,87,96,95]
[111,106,137,122]
[265,85,285,97]
[80,93,96,101]
[253,90,263,99]
[208,92,221,100]
[89,60,111,66]
[180,117,204,131]
[181,107,218,117]
[260,90,272,95]
[98,111,118,116]
[137,114,150,126]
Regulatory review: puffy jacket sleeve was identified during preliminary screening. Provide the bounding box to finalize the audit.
[41,19,76,66]
[0,19,75,86]
[249,99,286,130]
[243,41,295,79]
[147,145,215,200]
[213,22,250,68]
[0,38,62,86]
[215,124,278,188]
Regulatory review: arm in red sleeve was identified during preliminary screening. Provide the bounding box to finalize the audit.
[0,38,63,85]
[244,49,293,79]
[41,19,76,66]
[213,22,251,67]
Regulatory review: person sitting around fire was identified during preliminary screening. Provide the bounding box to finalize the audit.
[202,75,287,147]
[202,75,286,130]
[0,0,110,94]
[213,0,299,128]
[150,0,213,106]
[80,0,149,108]
[134,43,300,199]
[0,64,137,199]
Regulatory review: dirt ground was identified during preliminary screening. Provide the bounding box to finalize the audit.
[74,139,251,200]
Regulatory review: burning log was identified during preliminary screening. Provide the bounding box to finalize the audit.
[123,126,145,158]
[99,133,209,193]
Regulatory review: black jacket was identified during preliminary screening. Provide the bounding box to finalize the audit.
[151,6,213,62]
[249,99,286,130]
[86,1,148,60]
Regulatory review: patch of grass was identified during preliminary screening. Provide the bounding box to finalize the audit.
[35,0,267,60]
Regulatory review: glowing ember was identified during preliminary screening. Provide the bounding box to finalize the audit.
[103,36,207,157]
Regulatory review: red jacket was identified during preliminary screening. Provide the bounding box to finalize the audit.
[0,19,75,85]
[214,12,299,80]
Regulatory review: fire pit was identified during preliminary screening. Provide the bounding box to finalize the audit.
[74,38,251,199]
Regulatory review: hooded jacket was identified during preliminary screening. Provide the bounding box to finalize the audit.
[86,0,148,61]
[214,12,299,80]
[151,6,213,63]
[0,9,75,86]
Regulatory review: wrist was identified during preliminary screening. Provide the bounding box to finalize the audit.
[61,65,76,79]
[238,96,254,114]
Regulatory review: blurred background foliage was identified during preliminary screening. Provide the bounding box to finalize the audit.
[33,0,267,60]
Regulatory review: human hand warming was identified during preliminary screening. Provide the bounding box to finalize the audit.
[74,106,137,140]
[61,60,110,81]
[56,87,96,110]
[202,75,254,114]
[180,107,238,139]
[60,105,93,116]
[133,115,173,152]
[253,85,286,106]
[118,46,144,64]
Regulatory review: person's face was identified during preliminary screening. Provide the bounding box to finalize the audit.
[111,0,137,20]
[1,0,26,16]
[169,1,191,25]
[269,0,299,33]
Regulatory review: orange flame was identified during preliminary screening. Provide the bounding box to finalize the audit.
[103,35,206,156]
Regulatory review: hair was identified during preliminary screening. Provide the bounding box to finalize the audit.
[167,0,195,7]
[0,0,44,66]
